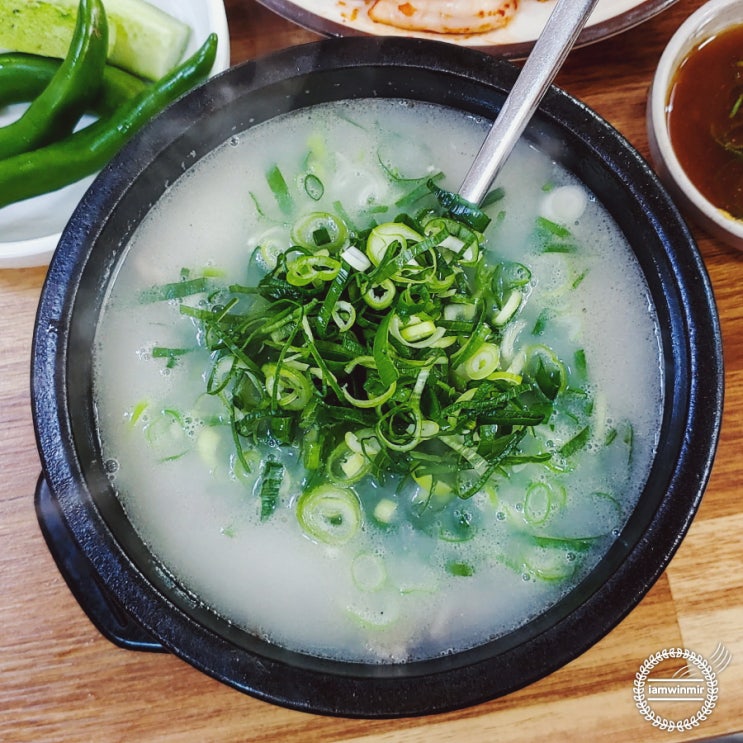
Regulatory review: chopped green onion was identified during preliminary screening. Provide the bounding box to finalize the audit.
[525,345,567,400]
[463,342,500,380]
[262,363,314,411]
[331,300,356,332]
[523,482,552,525]
[427,180,491,232]
[521,540,577,581]
[291,211,349,250]
[373,498,397,525]
[139,178,617,586]
[351,552,387,591]
[141,276,213,303]
[481,187,505,208]
[144,408,191,462]
[342,380,398,409]
[372,311,400,387]
[730,92,743,119]
[286,254,341,286]
[365,222,422,266]
[493,290,522,326]
[151,346,190,368]
[258,458,283,520]
[536,216,571,238]
[532,309,552,336]
[560,425,591,457]
[304,173,325,200]
[447,560,475,577]
[363,279,396,309]
[128,400,149,427]
[266,164,292,214]
[297,485,362,545]
[341,246,371,272]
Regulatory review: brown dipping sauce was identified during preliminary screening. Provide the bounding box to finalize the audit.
[667,23,743,219]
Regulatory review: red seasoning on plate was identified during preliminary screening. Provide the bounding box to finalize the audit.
[368,0,519,34]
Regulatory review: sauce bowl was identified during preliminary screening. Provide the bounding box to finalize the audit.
[31,37,723,717]
[647,0,743,250]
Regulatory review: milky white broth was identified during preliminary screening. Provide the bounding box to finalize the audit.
[93,99,663,663]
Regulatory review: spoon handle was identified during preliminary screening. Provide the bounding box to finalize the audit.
[458,0,601,205]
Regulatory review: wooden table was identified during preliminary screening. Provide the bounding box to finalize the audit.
[2,1,741,740]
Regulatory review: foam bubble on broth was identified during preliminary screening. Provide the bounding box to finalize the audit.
[93,99,664,663]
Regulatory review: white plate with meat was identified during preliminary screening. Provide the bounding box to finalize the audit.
[255,0,678,58]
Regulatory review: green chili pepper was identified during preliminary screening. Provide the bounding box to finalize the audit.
[0,0,108,160]
[0,52,148,116]
[0,33,218,209]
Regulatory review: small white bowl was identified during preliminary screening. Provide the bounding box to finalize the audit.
[0,0,230,270]
[647,0,743,250]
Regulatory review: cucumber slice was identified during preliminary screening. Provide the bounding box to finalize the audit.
[0,0,191,80]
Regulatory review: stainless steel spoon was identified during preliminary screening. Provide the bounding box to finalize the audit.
[458,0,601,205]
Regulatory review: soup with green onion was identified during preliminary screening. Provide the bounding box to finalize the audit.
[94,99,663,663]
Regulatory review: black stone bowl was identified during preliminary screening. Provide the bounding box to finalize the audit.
[31,37,723,718]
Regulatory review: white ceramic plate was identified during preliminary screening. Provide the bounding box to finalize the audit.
[257,0,677,57]
[0,0,230,270]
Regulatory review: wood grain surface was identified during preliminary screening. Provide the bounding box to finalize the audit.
[1,1,741,740]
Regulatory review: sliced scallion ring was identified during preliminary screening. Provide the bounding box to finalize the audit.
[296,485,362,545]
[389,314,447,349]
[463,341,500,380]
[363,279,396,309]
[493,289,522,326]
[423,216,482,264]
[366,222,423,266]
[345,429,382,459]
[291,211,349,250]
[303,173,324,201]
[262,363,313,411]
[341,380,397,409]
[486,370,523,384]
[286,254,341,287]
[341,246,371,272]
[524,482,553,525]
[521,538,578,582]
[327,440,373,484]
[351,552,387,592]
[331,300,356,332]
[144,408,191,462]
